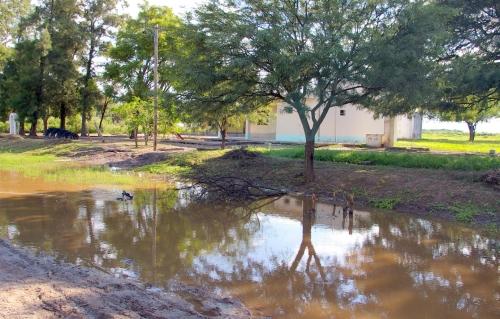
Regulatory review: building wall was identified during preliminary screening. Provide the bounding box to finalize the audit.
[248,100,418,144]
[274,101,385,143]
[247,106,277,140]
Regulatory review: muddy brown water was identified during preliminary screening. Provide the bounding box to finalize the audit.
[0,171,498,318]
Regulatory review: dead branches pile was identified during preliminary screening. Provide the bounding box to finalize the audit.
[178,175,286,201]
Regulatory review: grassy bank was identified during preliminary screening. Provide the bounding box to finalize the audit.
[254,147,499,171]
[396,130,500,153]
[0,152,155,187]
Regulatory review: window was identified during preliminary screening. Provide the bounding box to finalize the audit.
[340,109,346,116]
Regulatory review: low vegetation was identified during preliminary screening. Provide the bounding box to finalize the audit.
[254,146,499,171]
[0,152,155,187]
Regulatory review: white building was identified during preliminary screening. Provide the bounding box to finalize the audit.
[246,100,422,146]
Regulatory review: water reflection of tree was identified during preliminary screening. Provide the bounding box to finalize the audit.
[290,196,325,280]
[99,189,260,284]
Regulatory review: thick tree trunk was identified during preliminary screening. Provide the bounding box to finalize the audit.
[29,112,38,136]
[304,139,315,182]
[466,122,476,142]
[60,102,66,130]
[42,116,48,135]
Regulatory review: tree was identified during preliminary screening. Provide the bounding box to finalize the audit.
[44,0,81,132]
[12,0,81,135]
[173,20,270,149]
[194,0,450,181]
[114,97,154,147]
[1,37,49,135]
[79,0,122,136]
[105,5,181,101]
[430,0,500,138]
[433,95,499,142]
[105,5,182,141]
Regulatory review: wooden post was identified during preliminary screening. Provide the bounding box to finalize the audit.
[153,24,159,151]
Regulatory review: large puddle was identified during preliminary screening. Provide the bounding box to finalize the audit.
[0,171,498,318]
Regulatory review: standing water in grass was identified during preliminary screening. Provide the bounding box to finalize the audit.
[0,172,498,319]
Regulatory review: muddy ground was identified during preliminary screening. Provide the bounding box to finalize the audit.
[0,239,251,319]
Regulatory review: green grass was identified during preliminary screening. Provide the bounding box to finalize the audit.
[371,197,401,210]
[449,202,479,223]
[0,152,154,187]
[253,146,499,171]
[396,130,500,154]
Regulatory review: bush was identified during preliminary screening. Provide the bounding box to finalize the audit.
[0,121,8,133]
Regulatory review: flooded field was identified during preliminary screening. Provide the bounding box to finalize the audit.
[0,171,498,318]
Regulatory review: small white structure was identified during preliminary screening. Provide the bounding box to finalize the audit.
[246,100,422,146]
[8,112,18,135]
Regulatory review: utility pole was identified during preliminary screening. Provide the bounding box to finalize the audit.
[153,24,159,151]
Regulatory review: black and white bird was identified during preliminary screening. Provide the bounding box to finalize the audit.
[122,191,133,200]
[117,191,134,201]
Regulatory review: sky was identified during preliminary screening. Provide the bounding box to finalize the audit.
[123,0,205,17]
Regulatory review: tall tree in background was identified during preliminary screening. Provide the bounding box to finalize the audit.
[196,0,450,181]
[105,5,182,137]
[105,5,181,100]
[1,33,51,135]
[80,0,121,136]
[45,0,81,132]
[14,0,81,135]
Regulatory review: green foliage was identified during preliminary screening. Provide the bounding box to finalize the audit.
[429,1,500,139]
[114,97,153,143]
[0,0,30,44]
[105,4,182,100]
[371,198,401,210]
[173,17,270,145]
[449,203,479,223]
[254,147,500,171]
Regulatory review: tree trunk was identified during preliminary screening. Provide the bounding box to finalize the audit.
[19,119,25,136]
[220,128,227,150]
[81,28,96,137]
[134,127,138,148]
[29,112,38,136]
[42,116,48,135]
[60,102,66,130]
[466,122,476,142]
[304,139,315,182]
[34,55,45,137]
[98,99,108,133]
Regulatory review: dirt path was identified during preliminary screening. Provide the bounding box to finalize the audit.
[0,239,252,319]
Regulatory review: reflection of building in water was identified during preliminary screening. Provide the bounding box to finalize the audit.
[261,196,372,230]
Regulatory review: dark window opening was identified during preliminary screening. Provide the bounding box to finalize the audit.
[340,109,346,116]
